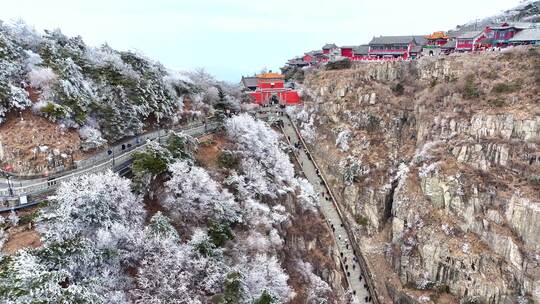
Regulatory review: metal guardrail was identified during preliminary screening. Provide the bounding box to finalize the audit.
[284,113,381,304]
[0,121,220,209]
[277,119,353,297]
[1,120,209,180]
[0,108,281,210]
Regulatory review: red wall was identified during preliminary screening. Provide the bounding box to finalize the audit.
[368,49,408,58]
[250,92,263,104]
[284,91,300,104]
[323,49,330,54]
[258,82,285,89]
[303,54,313,62]
[493,29,516,40]
[341,48,353,57]
[456,39,474,50]
[249,91,301,105]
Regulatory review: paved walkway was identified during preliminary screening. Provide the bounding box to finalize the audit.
[276,112,372,303]
[0,122,219,201]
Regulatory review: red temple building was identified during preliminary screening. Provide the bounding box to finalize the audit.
[425,31,449,46]
[480,22,535,48]
[340,46,355,58]
[455,31,486,51]
[368,36,419,59]
[242,73,301,106]
[322,43,339,54]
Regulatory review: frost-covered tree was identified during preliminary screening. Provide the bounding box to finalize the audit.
[27,66,57,96]
[97,85,143,140]
[39,170,145,245]
[183,68,216,90]
[335,129,351,152]
[144,211,179,241]
[339,156,366,185]
[131,220,228,304]
[242,254,294,302]
[119,51,177,122]
[53,57,95,124]
[0,250,104,304]
[8,210,19,226]
[36,172,144,298]
[0,53,31,122]
[78,125,107,150]
[286,106,317,144]
[165,160,240,225]
[36,171,145,296]
[296,260,332,304]
[1,171,146,304]
[225,114,295,197]
[3,19,43,50]
[0,30,23,61]
[297,178,319,212]
[131,133,198,192]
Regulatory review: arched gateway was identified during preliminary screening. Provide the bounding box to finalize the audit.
[243,72,301,106]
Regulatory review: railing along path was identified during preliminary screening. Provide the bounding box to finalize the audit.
[283,112,381,304]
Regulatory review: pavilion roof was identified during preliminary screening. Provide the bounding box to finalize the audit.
[509,28,540,42]
[441,40,456,49]
[306,50,323,56]
[353,45,370,55]
[457,31,483,39]
[241,76,258,88]
[413,35,429,46]
[322,43,338,49]
[369,35,416,45]
[426,31,449,40]
[257,72,284,79]
[490,22,535,30]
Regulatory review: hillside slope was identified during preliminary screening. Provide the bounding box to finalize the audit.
[0,21,241,174]
[452,0,540,32]
[0,114,349,303]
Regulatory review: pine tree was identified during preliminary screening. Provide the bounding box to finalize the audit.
[98,85,143,140]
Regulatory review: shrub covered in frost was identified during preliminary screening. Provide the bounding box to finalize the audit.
[335,129,351,152]
[78,125,107,150]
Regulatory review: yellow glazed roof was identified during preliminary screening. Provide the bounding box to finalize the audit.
[426,31,449,39]
[257,72,284,79]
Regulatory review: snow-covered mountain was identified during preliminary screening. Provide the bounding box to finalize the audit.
[452,0,540,32]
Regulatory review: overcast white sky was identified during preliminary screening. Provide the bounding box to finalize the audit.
[0,0,523,81]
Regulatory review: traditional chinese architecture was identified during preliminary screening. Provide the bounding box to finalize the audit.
[283,21,539,67]
[441,39,456,54]
[422,31,450,56]
[413,35,428,47]
[322,43,339,55]
[455,31,486,51]
[425,31,449,46]
[242,72,301,106]
[480,22,535,47]
[302,50,327,64]
[409,45,423,59]
[353,45,369,58]
[509,28,540,45]
[241,76,258,91]
[368,36,419,59]
[340,46,355,58]
[286,57,310,68]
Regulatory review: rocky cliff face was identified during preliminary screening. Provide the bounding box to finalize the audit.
[293,48,540,303]
[278,194,349,303]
